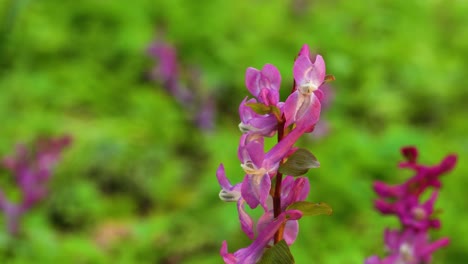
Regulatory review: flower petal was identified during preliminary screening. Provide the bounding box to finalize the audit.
[238,134,264,168]
[220,241,238,264]
[293,55,313,86]
[237,199,255,239]
[297,44,310,58]
[313,55,326,82]
[241,174,271,210]
[245,67,261,97]
[216,164,232,190]
[282,177,310,210]
[231,213,288,263]
[283,220,299,245]
[261,64,281,91]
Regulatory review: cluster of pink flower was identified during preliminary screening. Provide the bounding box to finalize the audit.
[366,147,457,264]
[0,136,71,235]
[216,44,333,263]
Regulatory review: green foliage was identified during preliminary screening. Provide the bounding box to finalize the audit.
[278,148,320,176]
[246,102,281,120]
[1,0,468,263]
[258,240,294,264]
[246,102,272,115]
[287,202,333,217]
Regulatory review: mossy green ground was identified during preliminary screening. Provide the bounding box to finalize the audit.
[1,0,467,263]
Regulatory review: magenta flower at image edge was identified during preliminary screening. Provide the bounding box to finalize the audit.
[365,146,457,264]
[0,135,72,235]
[216,44,331,263]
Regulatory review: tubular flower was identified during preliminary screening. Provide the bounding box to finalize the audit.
[284,44,325,132]
[239,98,278,137]
[245,64,282,106]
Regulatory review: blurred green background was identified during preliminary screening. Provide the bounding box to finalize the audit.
[1,0,467,263]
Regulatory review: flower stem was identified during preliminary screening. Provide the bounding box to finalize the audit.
[273,170,285,243]
[273,116,286,244]
[273,80,298,244]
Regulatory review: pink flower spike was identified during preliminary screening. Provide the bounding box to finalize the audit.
[368,147,457,263]
[1,135,71,235]
[216,45,334,263]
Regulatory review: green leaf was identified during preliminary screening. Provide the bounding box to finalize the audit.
[287,201,333,216]
[257,240,295,264]
[246,102,272,115]
[278,148,320,176]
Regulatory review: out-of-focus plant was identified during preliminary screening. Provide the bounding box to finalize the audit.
[0,135,72,236]
[215,44,335,263]
[148,33,216,131]
[365,147,457,264]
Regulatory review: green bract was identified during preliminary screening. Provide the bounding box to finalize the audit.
[287,201,333,216]
[278,148,320,176]
[257,240,295,264]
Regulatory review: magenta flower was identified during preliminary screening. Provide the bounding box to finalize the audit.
[296,46,334,140]
[245,64,282,106]
[216,45,333,263]
[280,176,310,211]
[217,164,242,203]
[294,51,326,95]
[216,164,255,239]
[237,127,314,211]
[238,98,278,137]
[283,45,325,131]
[220,204,304,264]
[366,146,456,264]
[0,135,71,235]
[220,213,289,264]
[374,148,456,200]
[373,147,457,231]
